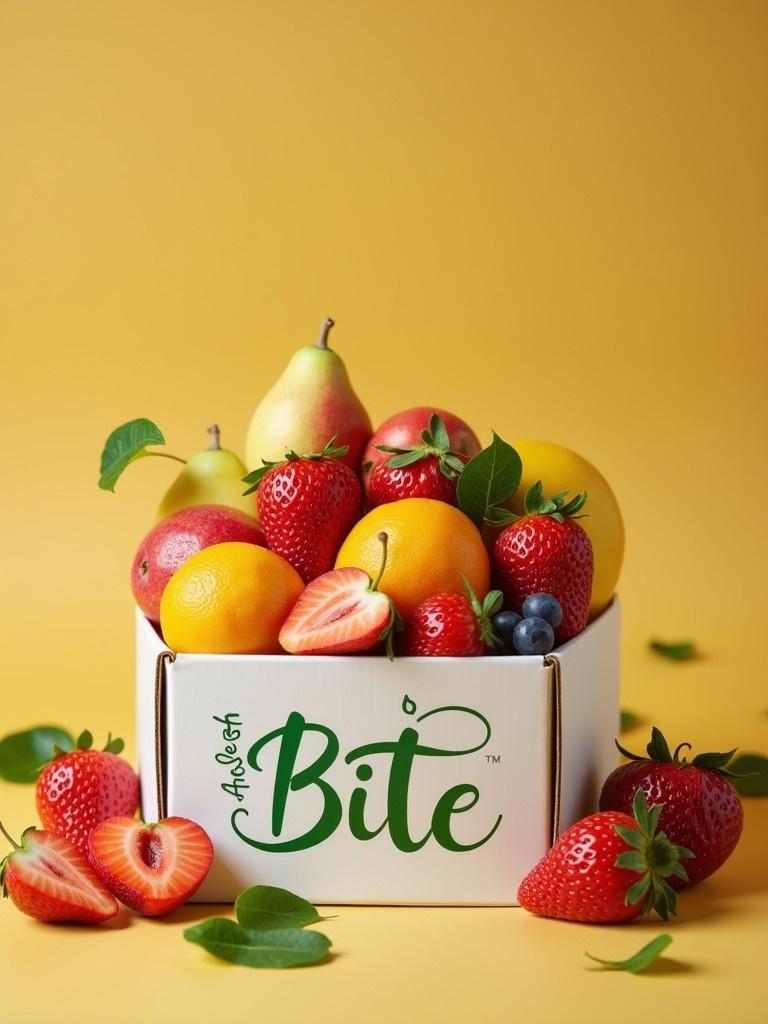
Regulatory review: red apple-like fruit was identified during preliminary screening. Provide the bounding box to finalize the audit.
[361,407,482,486]
[132,504,266,621]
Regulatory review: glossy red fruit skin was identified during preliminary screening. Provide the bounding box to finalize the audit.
[599,762,743,887]
[3,830,119,923]
[36,751,140,855]
[258,458,363,583]
[362,407,481,483]
[517,810,645,923]
[88,817,214,917]
[402,593,486,656]
[366,455,466,508]
[132,504,266,621]
[493,515,593,642]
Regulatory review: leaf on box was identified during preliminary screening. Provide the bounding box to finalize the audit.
[729,753,768,797]
[649,639,697,661]
[184,919,331,968]
[585,933,673,974]
[98,418,166,491]
[456,432,522,527]
[235,885,327,931]
[0,726,75,783]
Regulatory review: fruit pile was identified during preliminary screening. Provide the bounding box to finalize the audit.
[101,318,624,657]
[1,732,213,923]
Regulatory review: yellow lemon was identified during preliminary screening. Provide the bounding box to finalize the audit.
[510,440,624,618]
[160,542,303,654]
[335,498,489,619]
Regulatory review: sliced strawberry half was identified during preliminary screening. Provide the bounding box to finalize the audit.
[88,816,213,917]
[280,532,399,656]
[1,823,119,923]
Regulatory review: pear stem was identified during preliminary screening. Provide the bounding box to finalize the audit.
[316,317,335,350]
[370,532,389,593]
[0,821,20,850]
[143,452,187,465]
[207,424,221,451]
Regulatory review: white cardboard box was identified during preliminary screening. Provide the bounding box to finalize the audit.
[137,599,620,905]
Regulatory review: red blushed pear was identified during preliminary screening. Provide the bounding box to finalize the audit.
[132,503,266,622]
[279,532,399,656]
[362,407,481,484]
[245,317,372,472]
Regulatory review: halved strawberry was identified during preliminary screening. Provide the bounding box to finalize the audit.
[1,822,118,923]
[279,532,399,656]
[88,817,213,917]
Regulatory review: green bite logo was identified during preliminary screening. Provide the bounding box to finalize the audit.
[213,696,503,854]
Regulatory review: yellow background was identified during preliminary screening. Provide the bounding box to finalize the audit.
[1,1,766,1021]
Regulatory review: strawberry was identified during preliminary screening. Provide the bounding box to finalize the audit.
[366,413,468,508]
[493,482,593,642]
[402,579,503,656]
[243,438,362,583]
[280,532,399,656]
[1,823,118,923]
[599,727,744,887]
[517,790,694,923]
[36,731,139,855]
[88,816,214,917]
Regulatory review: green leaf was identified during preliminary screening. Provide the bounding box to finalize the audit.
[646,726,673,762]
[184,920,331,968]
[586,934,673,974]
[235,886,326,931]
[429,414,450,451]
[620,709,639,732]
[388,449,428,469]
[649,639,697,661]
[615,850,647,873]
[0,726,74,783]
[456,432,522,527]
[730,753,768,796]
[98,418,168,491]
[692,749,738,771]
[76,729,93,750]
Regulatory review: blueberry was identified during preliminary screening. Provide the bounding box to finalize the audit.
[513,616,555,656]
[491,610,522,653]
[521,593,563,629]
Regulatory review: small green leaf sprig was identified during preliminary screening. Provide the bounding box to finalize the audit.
[98,418,186,491]
[649,639,697,661]
[184,885,333,968]
[586,933,674,974]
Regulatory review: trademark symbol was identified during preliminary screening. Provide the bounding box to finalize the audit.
[485,754,501,764]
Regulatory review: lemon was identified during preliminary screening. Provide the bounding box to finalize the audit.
[510,440,624,619]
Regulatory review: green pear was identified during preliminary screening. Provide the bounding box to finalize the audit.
[156,425,255,520]
[245,318,372,471]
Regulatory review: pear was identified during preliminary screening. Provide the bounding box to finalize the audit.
[245,318,372,471]
[156,425,256,520]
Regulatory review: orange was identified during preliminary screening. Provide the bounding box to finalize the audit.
[160,542,304,654]
[335,498,490,619]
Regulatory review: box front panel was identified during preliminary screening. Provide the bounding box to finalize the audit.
[164,655,552,905]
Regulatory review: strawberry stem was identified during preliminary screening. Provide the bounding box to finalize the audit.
[370,533,389,593]
[0,821,20,850]
[316,317,335,350]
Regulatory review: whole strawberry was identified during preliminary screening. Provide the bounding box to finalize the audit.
[36,731,139,855]
[244,438,362,583]
[599,727,744,887]
[366,413,468,508]
[402,580,502,656]
[518,790,693,923]
[493,482,593,642]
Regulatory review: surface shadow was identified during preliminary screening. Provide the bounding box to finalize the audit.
[151,902,232,925]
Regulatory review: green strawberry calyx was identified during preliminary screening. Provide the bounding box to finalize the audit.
[49,730,125,761]
[242,437,350,495]
[0,822,37,897]
[614,789,695,920]
[485,481,589,528]
[461,576,504,652]
[616,725,749,779]
[374,413,467,481]
[369,532,403,661]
